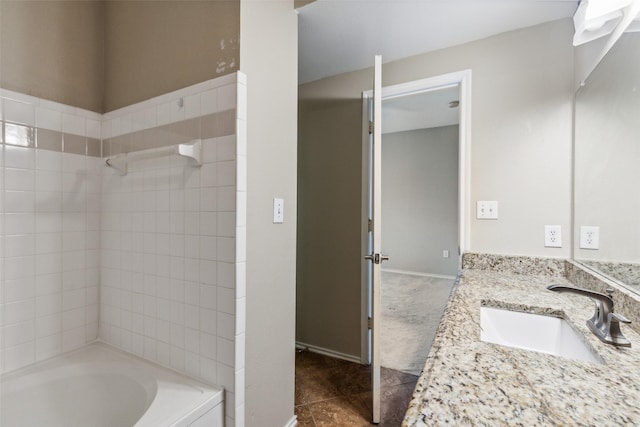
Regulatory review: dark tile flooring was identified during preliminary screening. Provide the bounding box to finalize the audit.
[295,350,419,426]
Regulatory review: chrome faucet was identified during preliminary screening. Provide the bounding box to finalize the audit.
[547,285,632,347]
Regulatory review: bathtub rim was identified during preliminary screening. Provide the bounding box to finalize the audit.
[1,341,224,427]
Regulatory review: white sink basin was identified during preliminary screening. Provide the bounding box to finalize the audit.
[480,307,603,364]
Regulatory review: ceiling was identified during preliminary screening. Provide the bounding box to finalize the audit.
[298,0,579,84]
[382,85,460,134]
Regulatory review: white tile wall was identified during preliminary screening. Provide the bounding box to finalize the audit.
[101,72,237,139]
[1,74,245,426]
[97,74,245,426]
[99,133,238,377]
[1,94,101,373]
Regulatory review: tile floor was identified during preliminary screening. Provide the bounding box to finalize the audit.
[295,350,419,426]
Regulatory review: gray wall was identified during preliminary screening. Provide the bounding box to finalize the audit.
[0,0,240,113]
[241,1,298,426]
[0,0,104,112]
[297,94,363,356]
[103,0,240,112]
[382,126,459,276]
[297,19,574,359]
[574,32,640,263]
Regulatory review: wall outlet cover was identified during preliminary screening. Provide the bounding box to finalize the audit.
[580,226,600,249]
[544,225,562,248]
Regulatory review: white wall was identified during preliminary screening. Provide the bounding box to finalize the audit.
[297,18,574,359]
[574,32,640,263]
[381,126,459,276]
[240,1,298,426]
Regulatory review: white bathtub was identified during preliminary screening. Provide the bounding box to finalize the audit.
[0,342,224,427]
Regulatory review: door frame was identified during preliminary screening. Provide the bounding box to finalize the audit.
[360,69,472,363]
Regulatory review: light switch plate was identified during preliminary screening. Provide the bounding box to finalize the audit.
[476,201,498,219]
[273,198,284,224]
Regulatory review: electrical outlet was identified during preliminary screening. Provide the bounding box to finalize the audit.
[443,250,450,258]
[476,201,498,219]
[544,225,562,248]
[580,226,599,249]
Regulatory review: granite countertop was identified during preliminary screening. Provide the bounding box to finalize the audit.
[403,267,640,426]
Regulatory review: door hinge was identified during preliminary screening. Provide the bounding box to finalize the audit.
[367,317,373,329]
[368,121,373,134]
[368,219,373,232]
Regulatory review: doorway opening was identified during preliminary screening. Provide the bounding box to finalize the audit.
[361,69,471,422]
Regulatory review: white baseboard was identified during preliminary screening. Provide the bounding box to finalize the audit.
[284,415,297,427]
[295,341,361,364]
[381,268,456,280]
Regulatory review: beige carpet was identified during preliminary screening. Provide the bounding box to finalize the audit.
[380,271,455,376]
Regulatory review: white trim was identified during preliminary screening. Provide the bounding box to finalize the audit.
[295,341,362,364]
[360,92,371,365]
[381,268,456,281]
[458,70,472,256]
[284,415,298,427]
[362,69,472,257]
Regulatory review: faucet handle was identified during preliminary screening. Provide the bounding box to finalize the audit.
[548,284,631,347]
[605,312,632,347]
[609,312,631,324]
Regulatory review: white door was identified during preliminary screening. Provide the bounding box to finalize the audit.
[362,67,471,424]
[365,54,387,424]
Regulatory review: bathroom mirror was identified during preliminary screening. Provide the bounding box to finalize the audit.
[573,31,640,293]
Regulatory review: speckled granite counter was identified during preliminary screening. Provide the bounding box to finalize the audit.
[403,258,640,426]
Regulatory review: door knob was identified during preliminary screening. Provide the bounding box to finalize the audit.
[364,253,389,264]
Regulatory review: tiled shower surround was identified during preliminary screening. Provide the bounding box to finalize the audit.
[0,93,103,372]
[1,73,246,427]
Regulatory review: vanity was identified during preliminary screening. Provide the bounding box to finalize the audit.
[402,13,640,426]
[402,255,640,425]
